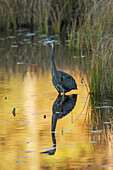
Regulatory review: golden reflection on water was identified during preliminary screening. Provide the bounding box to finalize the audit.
[0,67,113,170]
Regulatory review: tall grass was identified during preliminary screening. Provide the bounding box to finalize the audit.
[75,0,113,96]
[0,0,93,32]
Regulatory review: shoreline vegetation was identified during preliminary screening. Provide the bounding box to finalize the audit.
[0,0,113,97]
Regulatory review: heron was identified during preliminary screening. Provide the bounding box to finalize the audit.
[39,37,77,96]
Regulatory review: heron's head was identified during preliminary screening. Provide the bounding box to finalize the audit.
[39,37,55,47]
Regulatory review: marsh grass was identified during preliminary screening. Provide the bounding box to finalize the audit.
[74,0,113,96]
[0,0,90,32]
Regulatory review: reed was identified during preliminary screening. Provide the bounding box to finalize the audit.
[0,0,91,32]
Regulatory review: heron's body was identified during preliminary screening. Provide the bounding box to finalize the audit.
[52,70,76,93]
[50,40,77,95]
[40,37,77,95]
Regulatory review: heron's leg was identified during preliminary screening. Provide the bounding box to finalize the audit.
[62,89,65,100]
[63,90,65,97]
[58,92,61,96]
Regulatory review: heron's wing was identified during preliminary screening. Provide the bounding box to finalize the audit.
[57,71,77,90]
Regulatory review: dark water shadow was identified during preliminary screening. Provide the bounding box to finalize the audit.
[41,94,77,155]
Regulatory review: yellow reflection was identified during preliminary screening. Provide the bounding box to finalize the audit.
[0,68,112,170]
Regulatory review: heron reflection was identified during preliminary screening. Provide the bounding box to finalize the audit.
[41,94,77,155]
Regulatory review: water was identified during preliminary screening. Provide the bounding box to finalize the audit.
[0,30,113,170]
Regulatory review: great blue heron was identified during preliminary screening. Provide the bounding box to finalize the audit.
[39,37,77,96]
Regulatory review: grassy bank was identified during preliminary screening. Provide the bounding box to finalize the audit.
[0,0,112,96]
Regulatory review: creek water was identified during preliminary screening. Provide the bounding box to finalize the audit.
[0,30,113,170]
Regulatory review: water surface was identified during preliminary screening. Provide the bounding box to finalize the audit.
[0,30,113,170]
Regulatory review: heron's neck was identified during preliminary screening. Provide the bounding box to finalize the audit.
[51,42,57,75]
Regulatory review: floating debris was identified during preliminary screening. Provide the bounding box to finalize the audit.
[40,34,46,37]
[89,141,97,143]
[58,143,66,146]
[84,163,94,165]
[80,97,88,99]
[66,145,75,147]
[28,140,36,142]
[26,33,36,37]
[8,36,15,39]
[12,107,16,116]
[42,146,58,151]
[62,130,72,132]
[83,102,91,103]
[91,130,102,133]
[22,142,27,144]
[108,157,113,159]
[17,33,23,36]
[11,45,18,48]
[104,122,111,124]
[31,95,37,97]
[73,56,78,58]
[96,106,112,109]
[22,121,30,124]
[102,165,113,168]
[0,123,5,125]
[16,161,27,163]
[44,115,46,119]
[23,151,34,153]
[32,113,40,115]
[17,62,24,65]
[65,40,71,42]
[50,131,59,133]
[17,156,27,158]
[23,39,29,42]
[56,112,60,114]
